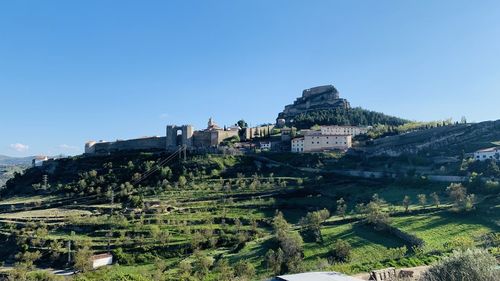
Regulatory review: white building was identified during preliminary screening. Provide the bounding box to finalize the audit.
[260,141,272,150]
[304,132,352,152]
[474,147,500,162]
[32,156,49,167]
[91,253,113,269]
[292,133,351,153]
[291,137,305,152]
[320,125,368,137]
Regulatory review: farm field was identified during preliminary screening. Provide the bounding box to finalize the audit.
[0,153,497,280]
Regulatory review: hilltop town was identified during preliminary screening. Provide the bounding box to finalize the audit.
[0,85,498,281]
[83,85,375,156]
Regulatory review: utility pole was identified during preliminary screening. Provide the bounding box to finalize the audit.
[183,145,187,161]
[67,240,71,264]
[42,174,48,189]
[107,230,112,254]
[110,190,114,215]
[108,190,114,253]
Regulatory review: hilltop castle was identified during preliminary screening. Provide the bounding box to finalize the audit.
[85,118,239,154]
[277,85,350,125]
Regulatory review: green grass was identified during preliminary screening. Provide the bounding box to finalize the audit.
[304,223,406,264]
[391,210,498,250]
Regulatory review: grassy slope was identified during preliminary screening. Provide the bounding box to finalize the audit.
[0,152,498,280]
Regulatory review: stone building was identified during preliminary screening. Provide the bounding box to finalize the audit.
[85,118,238,155]
[166,125,194,149]
[289,124,369,153]
[192,118,239,147]
[320,125,368,137]
[242,124,275,141]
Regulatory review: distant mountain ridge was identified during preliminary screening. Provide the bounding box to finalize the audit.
[0,155,36,166]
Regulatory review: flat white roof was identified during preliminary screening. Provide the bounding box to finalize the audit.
[274,272,364,281]
[476,147,500,153]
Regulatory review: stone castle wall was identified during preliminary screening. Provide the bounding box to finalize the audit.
[87,137,166,154]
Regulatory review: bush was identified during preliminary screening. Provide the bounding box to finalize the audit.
[420,248,497,281]
[328,239,352,263]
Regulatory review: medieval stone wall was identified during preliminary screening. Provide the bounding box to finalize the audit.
[89,137,166,154]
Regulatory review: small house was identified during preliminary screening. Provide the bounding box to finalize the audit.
[260,141,272,150]
[91,253,113,269]
[473,147,500,162]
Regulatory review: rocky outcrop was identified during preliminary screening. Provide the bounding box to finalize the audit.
[277,85,350,123]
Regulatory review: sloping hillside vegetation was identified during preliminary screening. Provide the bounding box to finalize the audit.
[0,151,497,280]
[291,107,409,129]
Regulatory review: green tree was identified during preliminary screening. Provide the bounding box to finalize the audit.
[234,260,256,280]
[279,231,304,273]
[402,195,411,212]
[447,183,475,211]
[420,249,497,281]
[192,251,213,280]
[328,239,352,263]
[237,119,248,129]
[272,211,289,240]
[215,259,234,281]
[265,249,283,275]
[430,192,440,208]
[74,244,93,273]
[178,175,188,188]
[417,194,427,209]
[300,209,330,242]
[365,198,390,230]
[15,251,42,270]
[336,198,347,218]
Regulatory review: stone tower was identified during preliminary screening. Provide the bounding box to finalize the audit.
[166,125,194,149]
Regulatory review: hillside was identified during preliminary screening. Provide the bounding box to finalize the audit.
[0,155,34,166]
[360,120,500,157]
[0,165,25,188]
[0,149,498,280]
[291,107,409,129]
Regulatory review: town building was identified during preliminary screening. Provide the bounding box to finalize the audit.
[242,124,275,141]
[303,131,352,152]
[291,137,304,152]
[281,127,296,142]
[320,125,368,137]
[91,253,113,269]
[32,156,49,167]
[260,141,272,150]
[473,147,500,161]
[292,132,352,153]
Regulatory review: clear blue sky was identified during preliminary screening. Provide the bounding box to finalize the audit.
[1,0,499,157]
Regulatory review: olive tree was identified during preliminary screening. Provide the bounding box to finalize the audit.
[420,248,497,281]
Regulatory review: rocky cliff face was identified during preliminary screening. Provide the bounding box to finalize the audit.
[277,85,350,123]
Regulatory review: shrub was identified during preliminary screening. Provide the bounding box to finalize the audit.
[443,236,475,251]
[328,239,352,263]
[420,248,497,281]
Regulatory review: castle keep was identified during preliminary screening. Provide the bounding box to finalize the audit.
[85,118,238,154]
[277,85,350,125]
